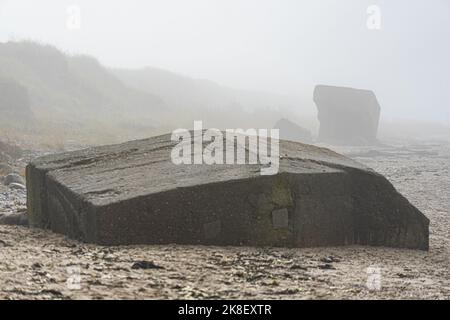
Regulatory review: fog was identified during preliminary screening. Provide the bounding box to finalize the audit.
[1,1,450,300]
[0,0,449,125]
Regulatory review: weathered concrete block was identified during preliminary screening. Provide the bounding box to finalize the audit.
[314,85,381,145]
[26,133,429,249]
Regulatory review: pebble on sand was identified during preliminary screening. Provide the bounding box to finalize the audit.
[3,173,25,186]
[0,211,28,226]
[8,182,26,190]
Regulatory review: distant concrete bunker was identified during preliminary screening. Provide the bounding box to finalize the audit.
[314,85,381,145]
[26,134,429,249]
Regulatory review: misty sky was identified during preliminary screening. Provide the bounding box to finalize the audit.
[0,0,449,124]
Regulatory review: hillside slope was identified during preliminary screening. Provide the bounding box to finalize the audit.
[0,41,166,142]
[112,67,312,130]
[0,41,316,144]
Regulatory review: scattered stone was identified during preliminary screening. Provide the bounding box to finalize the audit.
[3,173,25,186]
[26,133,429,249]
[272,288,300,295]
[0,239,11,247]
[0,211,28,226]
[32,262,43,269]
[319,256,341,263]
[317,263,335,270]
[8,182,26,190]
[290,264,308,271]
[39,289,63,297]
[396,273,414,279]
[314,85,381,145]
[247,273,265,282]
[131,261,164,270]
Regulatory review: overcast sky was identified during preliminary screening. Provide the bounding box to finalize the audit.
[0,0,449,124]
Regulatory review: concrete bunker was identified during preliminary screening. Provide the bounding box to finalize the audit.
[26,133,429,249]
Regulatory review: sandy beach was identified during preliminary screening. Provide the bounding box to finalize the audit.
[0,140,449,299]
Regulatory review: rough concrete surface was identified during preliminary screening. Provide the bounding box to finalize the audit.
[26,133,428,248]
